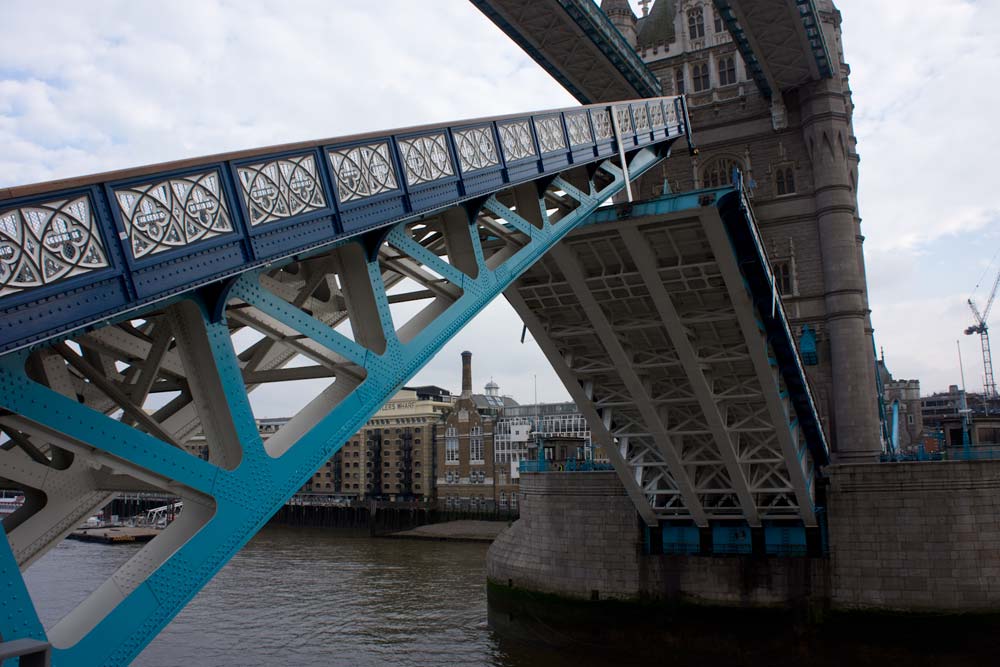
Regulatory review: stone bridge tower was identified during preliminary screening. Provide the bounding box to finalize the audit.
[604,0,880,460]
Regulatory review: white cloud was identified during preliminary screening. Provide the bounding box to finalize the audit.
[1,0,997,404]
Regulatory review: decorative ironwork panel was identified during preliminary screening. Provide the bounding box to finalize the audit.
[398,134,454,187]
[236,154,327,227]
[453,126,499,173]
[566,112,593,146]
[0,196,110,298]
[498,121,535,162]
[114,172,233,260]
[615,107,633,135]
[664,100,679,129]
[535,115,566,154]
[593,110,614,140]
[649,102,665,128]
[328,142,399,204]
[633,104,650,132]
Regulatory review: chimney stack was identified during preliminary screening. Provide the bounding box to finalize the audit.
[461,351,473,399]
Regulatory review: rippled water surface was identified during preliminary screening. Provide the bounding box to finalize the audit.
[24,526,1000,666]
[27,527,503,666]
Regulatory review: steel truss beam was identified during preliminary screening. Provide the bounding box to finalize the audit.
[0,136,675,665]
[506,186,823,526]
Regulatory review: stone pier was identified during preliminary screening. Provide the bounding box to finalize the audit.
[489,464,1000,613]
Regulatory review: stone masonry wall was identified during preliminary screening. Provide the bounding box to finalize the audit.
[827,461,1000,611]
[488,472,828,607]
[487,472,642,600]
[492,466,1000,613]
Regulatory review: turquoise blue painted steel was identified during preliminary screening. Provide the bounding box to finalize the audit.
[763,522,807,556]
[0,144,668,666]
[799,325,818,365]
[712,524,752,555]
[0,525,46,644]
[0,96,687,358]
[662,524,700,555]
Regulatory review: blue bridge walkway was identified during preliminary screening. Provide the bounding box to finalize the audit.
[0,97,694,665]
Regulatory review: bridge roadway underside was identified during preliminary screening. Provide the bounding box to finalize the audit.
[508,188,826,529]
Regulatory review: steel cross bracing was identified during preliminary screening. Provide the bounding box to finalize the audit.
[470,1,832,105]
[470,0,662,103]
[507,186,829,527]
[713,0,834,98]
[0,100,686,666]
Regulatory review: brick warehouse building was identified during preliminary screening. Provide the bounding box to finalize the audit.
[436,351,499,511]
[303,386,453,500]
[602,0,881,459]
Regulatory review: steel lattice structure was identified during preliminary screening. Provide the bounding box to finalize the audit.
[508,186,828,528]
[0,98,685,666]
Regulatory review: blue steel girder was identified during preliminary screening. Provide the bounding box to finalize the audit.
[469,0,662,104]
[0,97,687,358]
[0,100,685,665]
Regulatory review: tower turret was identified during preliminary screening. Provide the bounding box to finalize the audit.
[601,0,638,47]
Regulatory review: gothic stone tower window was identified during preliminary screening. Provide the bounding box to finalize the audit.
[688,7,705,39]
[702,156,742,187]
[718,56,737,86]
[775,166,796,195]
[714,9,723,33]
[675,68,686,95]
[772,260,793,295]
[692,62,710,92]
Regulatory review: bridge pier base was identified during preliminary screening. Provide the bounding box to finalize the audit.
[490,465,1000,614]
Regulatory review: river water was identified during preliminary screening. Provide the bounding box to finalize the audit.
[23,526,999,666]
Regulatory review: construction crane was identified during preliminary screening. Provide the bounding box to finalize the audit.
[965,262,1000,399]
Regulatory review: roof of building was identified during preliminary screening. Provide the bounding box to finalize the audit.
[503,401,581,417]
[471,394,519,411]
[636,0,676,47]
[404,385,452,400]
[600,0,636,18]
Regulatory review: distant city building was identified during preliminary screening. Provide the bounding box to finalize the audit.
[939,415,1000,450]
[494,402,597,510]
[922,385,1000,432]
[320,385,453,500]
[436,351,498,511]
[877,358,921,451]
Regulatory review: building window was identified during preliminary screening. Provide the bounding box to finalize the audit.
[718,56,736,86]
[688,7,705,39]
[470,426,483,462]
[692,63,709,92]
[702,157,741,187]
[907,414,914,425]
[776,167,796,195]
[772,261,793,295]
[446,436,459,464]
[714,9,723,33]
[675,68,685,95]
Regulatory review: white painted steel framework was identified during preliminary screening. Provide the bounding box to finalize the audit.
[506,197,817,527]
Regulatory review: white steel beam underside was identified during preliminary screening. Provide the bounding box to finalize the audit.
[506,206,817,525]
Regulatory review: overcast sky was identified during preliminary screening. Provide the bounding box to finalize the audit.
[1,0,997,416]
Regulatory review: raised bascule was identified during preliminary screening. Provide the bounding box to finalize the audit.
[2,1,990,665]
